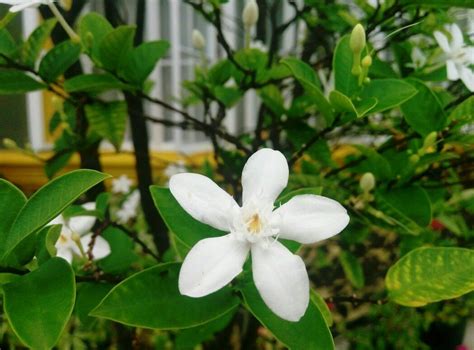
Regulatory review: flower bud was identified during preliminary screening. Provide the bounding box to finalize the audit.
[59,0,72,11]
[423,131,437,150]
[409,154,420,164]
[3,138,17,149]
[350,24,366,53]
[192,29,205,50]
[243,0,259,28]
[359,172,375,193]
[71,232,81,243]
[361,55,372,68]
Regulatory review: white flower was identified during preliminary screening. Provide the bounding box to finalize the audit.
[164,160,186,179]
[434,24,474,92]
[170,148,349,321]
[250,40,268,52]
[116,190,141,224]
[50,202,111,263]
[0,0,54,12]
[407,46,427,70]
[112,175,133,194]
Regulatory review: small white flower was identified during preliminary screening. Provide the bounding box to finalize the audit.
[112,175,133,194]
[434,24,474,92]
[164,160,186,179]
[250,40,268,52]
[170,148,350,322]
[116,190,141,224]
[408,46,427,70]
[50,202,111,263]
[0,0,54,12]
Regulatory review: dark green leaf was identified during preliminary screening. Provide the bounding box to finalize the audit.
[3,258,75,350]
[85,101,127,150]
[78,12,113,62]
[64,73,133,93]
[401,78,446,136]
[38,40,82,82]
[0,70,45,94]
[240,274,334,350]
[150,186,224,248]
[121,40,169,84]
[90,263,240,329]
[0,170,110,262]
[21,18,56,67]
[99,25,136,71]
[339,251,365,289]
[333,35,359,97]
[359,79,418,113]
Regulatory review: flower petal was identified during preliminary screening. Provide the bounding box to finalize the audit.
[251,241,309,322]
[179,234,249,297]
[68,202,97,235]
[80,234,111,260]
[242,148,289,205]
[56,247,73,263]
[434,31,451,53]
[170,173,238,231]
[446,60,459,81]
[449,24,463,52]
[458,65,474,92]
[274,194,350,244]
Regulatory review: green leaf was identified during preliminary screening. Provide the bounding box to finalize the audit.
[1,170,110,262]
[208,59,233,85]
[64,73,133,93]
[333,35,359,97]
[75,282,113,327]
[311,290,333,327]
[150,186,224,248]
[339,251,365,289]
[378,186,432,227]
[401,78,446,136]
[399,0,474,7]
[448,95,473,124]
[282,57,335,125]
[90,263,240,329]
[78,12,113,62]
[214,86,242,108]
[38,40,82,82]
[35,224,61,265]
[0,179,26,239]
[175,308,236,349]
[240,275,334,350]
[0,28,16,56]
[99,25,136,71]
[85,101,127,151]
[45,150,74,178]
[359,79,418,113]
[352,145,392,180]
[97,227,138,274]
[386,247,474,307]
[3,258,76,350]
[329,90,377,118]
[0,70,46,94]
[21,18,57,68]
[121,40,169,84]
[277,187,323,205]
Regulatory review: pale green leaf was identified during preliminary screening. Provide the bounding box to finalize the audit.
[0,70,46,94]
[39,40,81,82]
[21,18,57,68]
[386,247,474,307]
[85,101,127,150]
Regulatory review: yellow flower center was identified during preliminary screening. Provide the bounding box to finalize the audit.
[247,213,262,234]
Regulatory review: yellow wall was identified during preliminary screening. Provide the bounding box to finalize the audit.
[0,150,212,193]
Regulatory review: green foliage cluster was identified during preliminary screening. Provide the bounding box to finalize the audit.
[0,0,473,348]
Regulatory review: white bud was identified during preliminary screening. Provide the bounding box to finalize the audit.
[243,0,259,28]
[192,29,205,50]
[359,172,375,192]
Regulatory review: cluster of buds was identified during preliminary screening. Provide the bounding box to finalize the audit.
[350,24,371,85]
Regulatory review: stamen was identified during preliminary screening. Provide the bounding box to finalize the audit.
[246,213,262,234]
